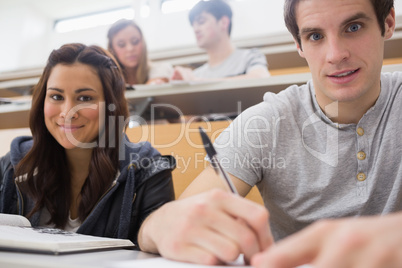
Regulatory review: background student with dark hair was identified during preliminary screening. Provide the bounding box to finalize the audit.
[171,0,270,81]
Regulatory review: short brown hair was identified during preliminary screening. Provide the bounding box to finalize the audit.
[284,0,394,47]
[189,0,233,36]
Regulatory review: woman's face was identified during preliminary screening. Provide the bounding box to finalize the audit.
[111,25,144,69]
[44,63,105,150]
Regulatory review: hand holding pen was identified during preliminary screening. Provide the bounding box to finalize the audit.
[199,127,239,195]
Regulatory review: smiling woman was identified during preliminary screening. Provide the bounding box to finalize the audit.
[44,63,105,149]
[0,43,175,247]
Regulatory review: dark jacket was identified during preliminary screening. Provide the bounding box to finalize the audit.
[0,136,176,248]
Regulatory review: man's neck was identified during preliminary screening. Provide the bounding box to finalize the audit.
[318,91,381,125]
[206,38,235,67]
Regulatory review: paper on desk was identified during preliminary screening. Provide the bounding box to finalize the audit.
[110,256,312,268]
[111,255,249,268]
[169,79,221,86]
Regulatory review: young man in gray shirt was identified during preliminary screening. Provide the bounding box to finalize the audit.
[138,0,402,267]
[171,0,270,81]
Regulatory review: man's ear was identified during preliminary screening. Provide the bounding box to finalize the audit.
[384,8,396,40]
[295,38,305,58]
[219,16,230,33]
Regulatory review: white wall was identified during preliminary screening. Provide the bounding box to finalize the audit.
[1,0,401,73]
[0,2,51,72]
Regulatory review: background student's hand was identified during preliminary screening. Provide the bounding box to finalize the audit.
[171,66,197,81]
[251,213,402,268]
[146,77,169,85]
[138,189,273,265]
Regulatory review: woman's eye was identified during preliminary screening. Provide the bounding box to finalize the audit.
[309,33,322,41]
[50,94,63,101]
[347,23,362,32]
[131,39,140,46]
[78,96,93,102]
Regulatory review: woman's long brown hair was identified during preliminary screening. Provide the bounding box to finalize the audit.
[107,19,150,84]
[15,43,129,228]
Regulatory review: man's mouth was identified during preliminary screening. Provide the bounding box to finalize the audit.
[329,69,359,78]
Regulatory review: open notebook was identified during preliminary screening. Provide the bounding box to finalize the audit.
[0,213,134,255]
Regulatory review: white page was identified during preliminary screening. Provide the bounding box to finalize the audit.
[111,256,248,268]
[0,213,31,227]
[111,256,313,268]
[0,226,134,253]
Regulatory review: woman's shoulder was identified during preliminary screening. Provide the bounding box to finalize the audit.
[119,139,175,175]
[9,136,32,166]
[120,139,160,165]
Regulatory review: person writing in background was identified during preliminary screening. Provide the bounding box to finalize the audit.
[171,0,270,81]
[107,19,174,89]
[138,0,402,267]
[0,43,175,246]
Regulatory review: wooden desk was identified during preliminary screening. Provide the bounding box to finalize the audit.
[126,120,264,204]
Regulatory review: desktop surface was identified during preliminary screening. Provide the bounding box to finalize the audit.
[0,249,157,268]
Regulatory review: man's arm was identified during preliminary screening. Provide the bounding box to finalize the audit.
[180,165,253,199]
[251,212,402,268]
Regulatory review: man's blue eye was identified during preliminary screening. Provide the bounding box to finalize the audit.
[348,24,361,32]
[310,33,322,41]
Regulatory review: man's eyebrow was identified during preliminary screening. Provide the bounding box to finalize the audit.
[300,27,321,37]
[299,12,372,37]
[341,12,372,26]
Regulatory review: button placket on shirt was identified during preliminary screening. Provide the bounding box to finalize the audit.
[356,125,369,183]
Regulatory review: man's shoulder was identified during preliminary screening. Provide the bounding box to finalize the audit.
[263,82,312,106]
[381,71,402,98]
[381,71,402,84]
[233,48,264,58]
[238,82,313,120]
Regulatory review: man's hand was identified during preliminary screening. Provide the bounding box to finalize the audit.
[251,213,402,268]
[138,189,273,265]
[171,66,197,81]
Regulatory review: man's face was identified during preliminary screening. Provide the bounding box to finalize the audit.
[192,11,228,49]
[295,0,395,109]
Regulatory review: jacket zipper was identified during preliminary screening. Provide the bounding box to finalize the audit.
[14,181,24,215]
[82,179,118,223]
